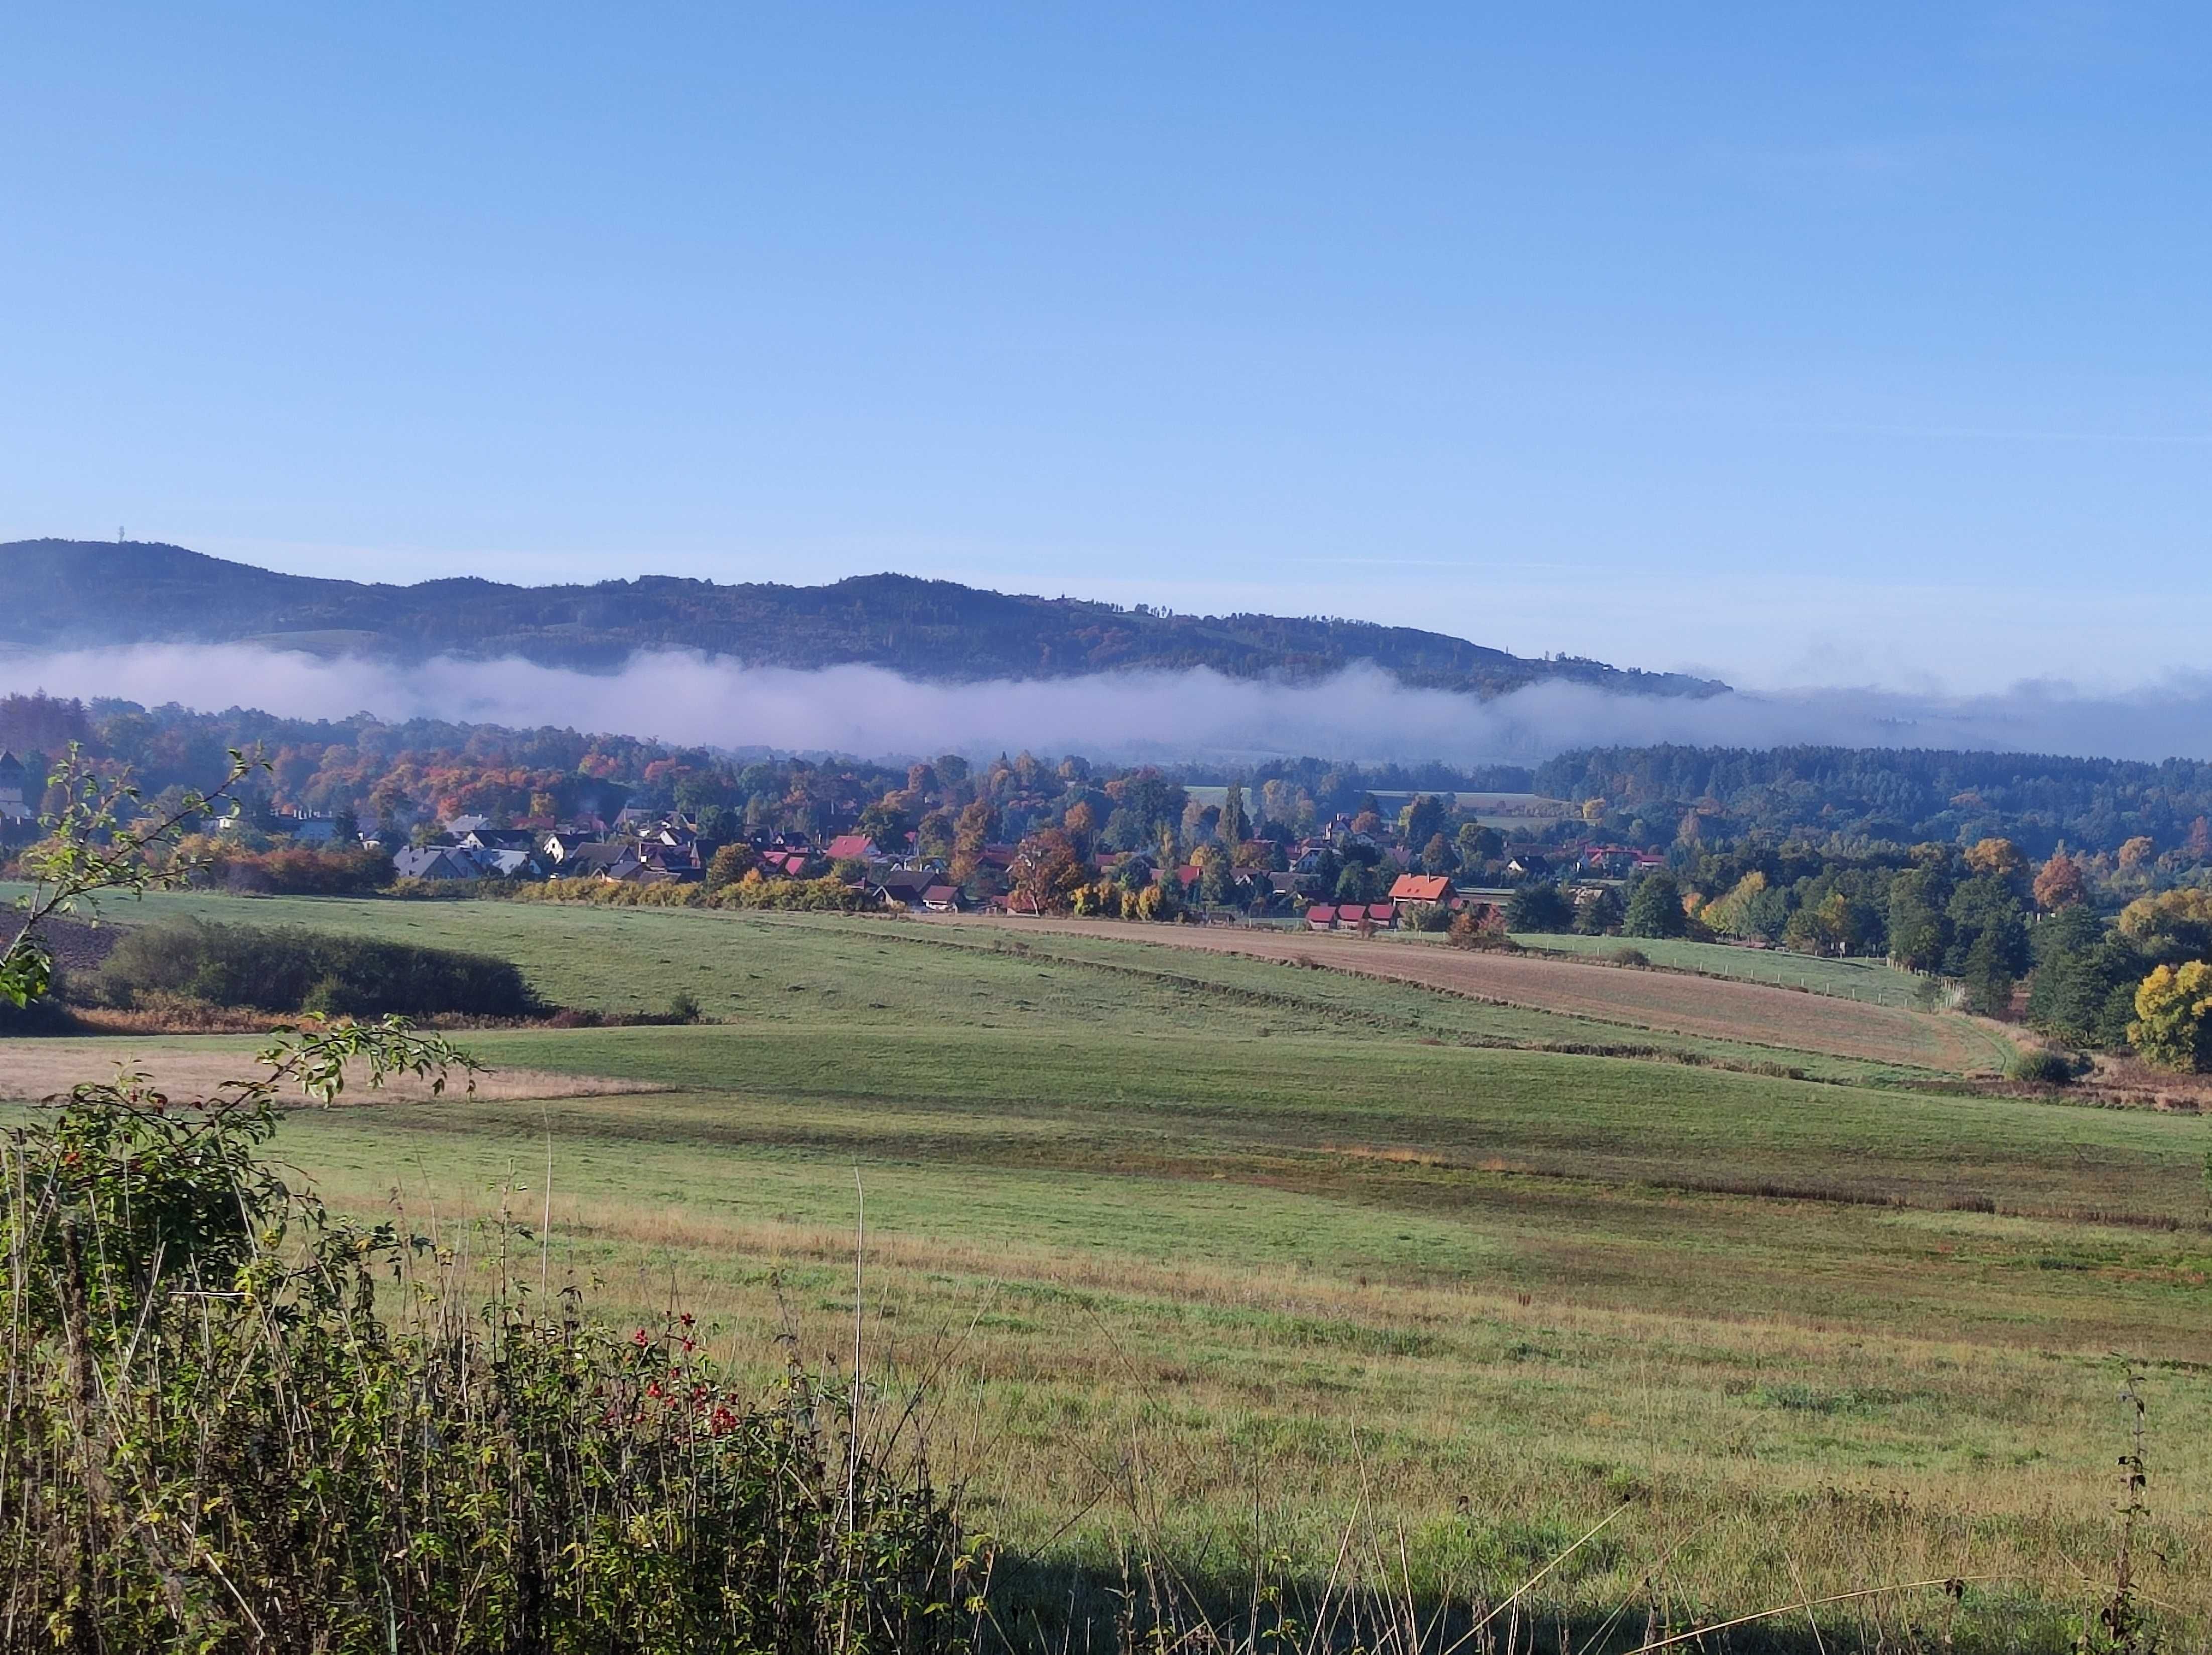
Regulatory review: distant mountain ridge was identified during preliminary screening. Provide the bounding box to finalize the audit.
[0,538,1725,699]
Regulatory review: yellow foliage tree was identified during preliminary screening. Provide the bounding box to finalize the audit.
[1964,837,2024,876]
[1699,870,1768,936]
[2116,887,2212,953]
[2129,961,2212,1072]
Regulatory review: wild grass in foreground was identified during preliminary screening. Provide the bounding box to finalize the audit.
[246,1067,2211,1653]
[4,1029,2195,1651]
[0,1026,974,1653]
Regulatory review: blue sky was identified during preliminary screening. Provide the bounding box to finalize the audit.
[4,4,2206,693]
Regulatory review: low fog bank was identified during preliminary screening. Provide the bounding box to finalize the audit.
[1,645,2205,766]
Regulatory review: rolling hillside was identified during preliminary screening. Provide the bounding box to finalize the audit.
[0,538,1725,696]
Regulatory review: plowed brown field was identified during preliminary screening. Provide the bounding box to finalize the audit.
[945,917,2003,1072]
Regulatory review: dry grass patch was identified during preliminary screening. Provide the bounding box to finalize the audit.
[0,1039,667,1105]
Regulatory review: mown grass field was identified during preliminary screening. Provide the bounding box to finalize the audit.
[1513,931,1928,1008]
[949,915,2008,1074]
[7,890,2209,1648]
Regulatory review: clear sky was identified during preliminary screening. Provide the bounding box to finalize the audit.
[5,5,2206,694]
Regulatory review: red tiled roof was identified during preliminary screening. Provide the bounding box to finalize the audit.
[824,834,877,861]
[1306,905,1334,923]
[1368,903,1396,921]
[1388,874,1453,903]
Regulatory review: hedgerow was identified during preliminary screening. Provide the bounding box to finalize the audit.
[95,916,542,1018]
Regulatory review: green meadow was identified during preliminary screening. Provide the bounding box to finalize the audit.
[1512,930,1929,1007]
[9,891,2211,1647]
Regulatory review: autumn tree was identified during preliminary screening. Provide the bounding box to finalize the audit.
[1063,800,1098,851]
[1964,837,2025,878]
[2031,851,2086,911]
[1699,870,1769,938]
[1231,837,1277,871]
[948,799,997,884]
[2129,961,2212,1072]
[2116,887,2212,964]
[705,842,760,891]
[1010,828,1087,915]
[2117,836,2157,875]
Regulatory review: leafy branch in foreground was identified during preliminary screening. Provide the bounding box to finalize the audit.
[1,743,262,1009]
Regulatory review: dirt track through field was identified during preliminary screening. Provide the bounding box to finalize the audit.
[0,1043,667,1106]
[942,918,2001,1073]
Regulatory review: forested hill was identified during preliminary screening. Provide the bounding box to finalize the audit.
[1537,743,2212,855]
[0,539,1723,699]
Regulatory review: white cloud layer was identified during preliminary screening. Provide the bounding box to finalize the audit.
[2,646,2206,766]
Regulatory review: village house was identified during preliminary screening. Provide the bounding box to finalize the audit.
[540,830,593,865]
[1387,873,1453,907]
[392,845,483,881]
[459,827,538,855]
[557,842,646,882]
[867,869,934,908]
[638,841,705,882]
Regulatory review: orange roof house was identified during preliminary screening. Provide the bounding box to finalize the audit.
[1387,873,1454,904]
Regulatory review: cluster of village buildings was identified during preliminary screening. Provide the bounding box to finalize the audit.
[364,802,1663,931]
[0,749,1669,931]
